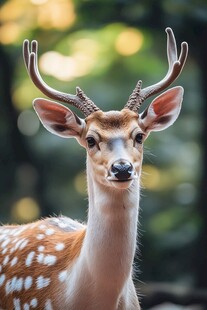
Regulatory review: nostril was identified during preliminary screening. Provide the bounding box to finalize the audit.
[111,164,120,174]
[111,162,133,180]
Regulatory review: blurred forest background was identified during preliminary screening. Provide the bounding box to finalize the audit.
[1,0,207,309]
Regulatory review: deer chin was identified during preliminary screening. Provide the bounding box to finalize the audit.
[109,179,134,190]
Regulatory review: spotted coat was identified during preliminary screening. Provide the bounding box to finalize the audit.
[0,217,86,310]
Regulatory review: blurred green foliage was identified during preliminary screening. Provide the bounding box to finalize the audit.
[1,0,207,302]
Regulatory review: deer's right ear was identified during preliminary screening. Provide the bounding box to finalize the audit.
[33,98,85,138]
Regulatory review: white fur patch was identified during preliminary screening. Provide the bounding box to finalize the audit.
[23,303,29,310]
[36,234,45,240]
[30,298,38,307]
[3,255,9,266]
[0,274,6,286]
[36,276,51,289]
[38,245,45,252]
[45,299,53,310]
[5,277,23,295]
[25,251,35,267]
[1,238,10,248]
[11,256,18,267]
[24,276,33,290]
[55,243,65,251]
[58,270,67,282]
[37,254,57,266]
[45,229,55,236]
[13,298,21,310]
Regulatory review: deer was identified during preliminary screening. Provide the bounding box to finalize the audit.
[0,28,188,310]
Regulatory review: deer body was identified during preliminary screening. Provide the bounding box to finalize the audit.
[0,28,188,309]
[0,111,141,310]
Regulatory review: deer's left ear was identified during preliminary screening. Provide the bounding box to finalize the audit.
[139,86,184,132]
[33,98,85,138]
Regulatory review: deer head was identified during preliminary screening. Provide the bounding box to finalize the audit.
[23,28,188,190]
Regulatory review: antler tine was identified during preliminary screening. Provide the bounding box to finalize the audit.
[23,39,30,70]
[166,27,178,68]
[23,40,100,117]
[125,28,188,112]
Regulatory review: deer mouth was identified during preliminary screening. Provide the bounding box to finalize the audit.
[112,179,132,183]
[107,175,137,182]
[107,175,137,189]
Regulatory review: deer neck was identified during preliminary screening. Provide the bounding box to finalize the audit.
[82,157,140,290]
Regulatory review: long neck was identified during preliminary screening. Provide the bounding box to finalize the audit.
[82,156,140,291]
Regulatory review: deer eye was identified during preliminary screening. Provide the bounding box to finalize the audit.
[135,133,144,144]
[86,137,96,148]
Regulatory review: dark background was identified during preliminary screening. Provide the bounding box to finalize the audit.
[1,1,207,309]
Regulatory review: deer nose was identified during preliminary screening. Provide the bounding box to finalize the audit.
[111,160,133,181]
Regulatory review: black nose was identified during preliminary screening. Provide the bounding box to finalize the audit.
[111,161,133,181]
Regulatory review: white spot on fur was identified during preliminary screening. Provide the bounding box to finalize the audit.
[36,276,51,289]
[44,254,57,266]
[45,299,53,310]
[39,224,46,230]
[0,274,6,286]
[14,238,27,250]
[1,229,10,234]
[3,255,9,266]
[58,270,67,282]
[30,298,38,307]
[25,251,35,267]
[2,248,8,255]
[19,239,28,250]
[37,253,57,266]
[58,222,68,229]
[10,247,15,254]
[36,234,45,240]
[37,253,44,264]
[24,276,33,290]
[6,277,23,294]
[0,235,6,242]
[11,256,18,267]
[13,298,21,310]
[55,243,65,251]
[23,303,29,310]
[38,245,45,252]
[1,238,10,248]
[45,229,55,236]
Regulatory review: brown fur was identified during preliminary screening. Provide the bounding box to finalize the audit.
[86,110,139,131]
[0,219,86,309]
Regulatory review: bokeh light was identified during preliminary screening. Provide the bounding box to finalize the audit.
[142,164,161,190]
[30,0,48,4]
[74,171,87,195]
[39,49,97,81]
[0,22,21,45]
[36,0,76,30]
[0,0,76,45]
[115,28,143,56]
[17,110,40,136]
[11,197,41,223]
[175,183,197,205]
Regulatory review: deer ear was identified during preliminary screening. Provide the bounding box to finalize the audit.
[33,98,85,138]
[139,86,184,132]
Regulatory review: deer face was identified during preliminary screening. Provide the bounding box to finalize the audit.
[84,109,143,189]
[33,86,183,190]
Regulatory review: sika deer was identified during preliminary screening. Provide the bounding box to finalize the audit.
[0,28,188,310]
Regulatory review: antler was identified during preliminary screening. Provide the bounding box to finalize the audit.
[125,28,188,112]
[23,40,100,117]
